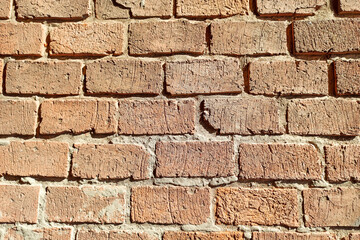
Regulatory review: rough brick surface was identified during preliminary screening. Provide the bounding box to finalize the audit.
[256,0,326,16]
[95,0,129,19]
[118,99,195,135]
[72,144,150,180]
[338,0,360,13]
[4,227,72,240]
[76,230,155,240]
[335,61,360,95]
[40,100,117,135]
[46,186,125,223]
[288,99,360,136]
[0,0,11,19]
[131,186,210,224]
[129,21,207,56]
[211,22,287,56]
[343,234,360,240]
[239,143,321,180]
[203,98,283,135]
[86,59,163,95]
[5,61,82,95]
[304,188,360,227]
[115,0,173,17]
[252,232,335,240]
[249,61,328,96]
[163,232,244,240]
[50,23,124,56]
[156,141,235,177]
[0,185,40,223]
[165,58,243,95]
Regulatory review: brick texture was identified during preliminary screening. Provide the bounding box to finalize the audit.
[338,0,360,13]
[335,61,360,95]
[343,234,360,240]
[163,232,244,240]
[252,232,335,240]
[76,230,155,240]
[95,0,129,19]
[115,0,173,17]
[0,0,11,19]
[4,227,72,240]
[256,0,326,16]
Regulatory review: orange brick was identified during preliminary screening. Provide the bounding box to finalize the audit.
[256,0,326,16]
[335,61,360,95]
[253,232,335,240]
[95,0,129,19]
[343,233,360,240]
[163,232,244,240]
[76,230,156,240]
[338,0,360,13]
[4,227,72,240]
[115,0,173,17]
[0,0,11,19]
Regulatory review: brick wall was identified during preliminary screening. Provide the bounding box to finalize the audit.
[0,0,359,239]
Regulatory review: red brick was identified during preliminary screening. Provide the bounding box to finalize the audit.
[86,59,163,95]
[131,186,210,224]
[0,23,45,56]
[50,23,124,56]
[165,58,243,95]
[239,143,321,180]
[4,227,72,240]
[216,188,299,226]
[40,99,117,135]
[0,141,68,178]
[288,99,360,136]
[5,61,82,96]
[95,0,129,19]
[77,230,156,240]
[325,145,360,182]
[0,0,11,19]
[338,0,360,13]
[129,21,207,56]
[0,185,40,223]
[163,232,244,240]
[115,0,173,17]
[15,0,90,19]
[293,20,360,54]
[335,61,360,95]
[203,98,283,135]
[118,99,195,135]
[304,188,360,227]
[72,144,150,180]
[0,100,37,136]
[256,0,326,16]
[211,21,287,56]
[249,60,328,96]
[252,232,335,240]
[155,141,235,177]
[46,186,125,223]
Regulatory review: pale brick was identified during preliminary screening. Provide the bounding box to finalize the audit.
[343,234,360,240]
[95,0,129,19]
[163,232,244,240]
[335,61,360,95]
[339,0,360,13]
[256,0,326,16]
[115,0,173,17]
[77,230,155,240]
[4,227,72,240]
[0,0,11,19]
[253,232,335,240]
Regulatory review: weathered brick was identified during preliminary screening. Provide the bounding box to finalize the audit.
[115,0,173,17]
[86,59,163,95]
[163,232,244,240]
[211,21,287,56]
[72,144,150,180]
[0,60,3,92]
[335,61,360,95]
[15,0,90,19]
[50,23,124,56]
[4,227,72,240]
[0,23,45,56]
[288,99,360,136]
[338,0,360,13]
[129,21,207,56]
[304,188,360,227]
[0,100,37,136]
[46,186,125,223]
[77,230,155,240]
[343,233,360,240]
[256,0,326,16]
[203,98,283,135]
[249,60,328,96]
[239,143,321,180]
[294,20,360,54]
[118,99,195,135]
[131,186,210,224]
[176,0,248,17]
[95,0,129,19]
[5,61,82,96]
[156,141,235,177]
[165,58,243,95]
[0,0,11,19]
[0,185,40,223]
[216,188,299,226]
[40,99,117,135]
[253,232,335,240]
[325,145,360,182]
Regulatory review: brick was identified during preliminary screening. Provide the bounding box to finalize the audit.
[293,20,360,54]
[115,0,173,17]
[216,188,299,226]
[118,99,195,135]
[0,23,45,56]
[129,21,207,56]
[165,58,243,95]
[252,232,335,240]
[0,185,40,223]
[50,23,124,56]
[249,60,328,96]
[288,99,360,136]
[5,61,82,96]
[155,141,235,177]
[77,230,155,240]
[325,145,360,182]
[304,188,360,227]
[40,99,117,135]
[203,98,283,135]
[239,143,321,180]
[72,144,150,180]
[335,61,360,95]
[86,59,163,95]
[0,60,3,92]
[46,186,125,223]
[343,234,360,240]
[211,21,287,56]
[256,0,326,16]
[163,232,244,240]
[0,0,11,19]
[0,100,37,136]
[131,186,210,224]
[176,0,248,17]
[338,0,360,13]
[95,0,129,19]
[15,0,90,19]
[4,227,72,240]
[0,141,68,178]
